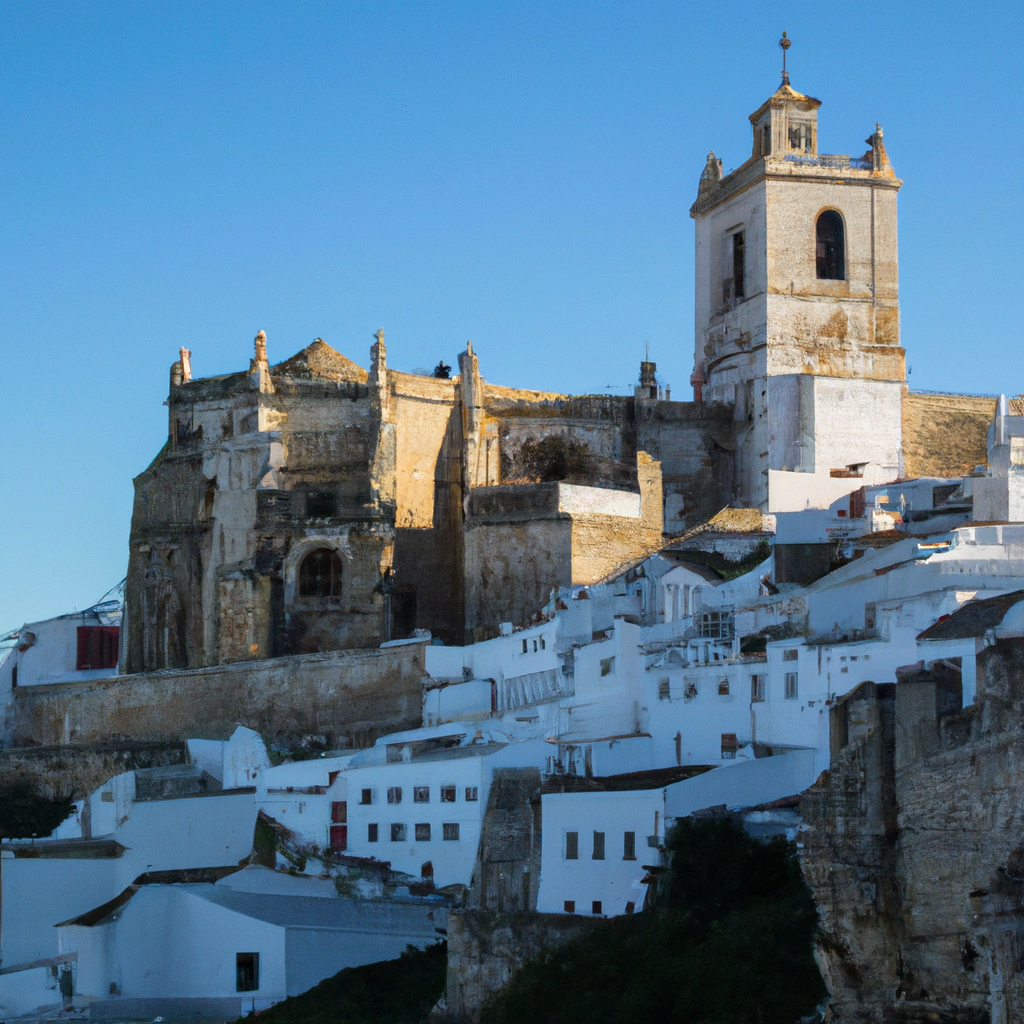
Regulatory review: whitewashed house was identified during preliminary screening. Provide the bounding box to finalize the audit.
[536,749,818,919]
[0,590,122,692]
[61,867,445,1020]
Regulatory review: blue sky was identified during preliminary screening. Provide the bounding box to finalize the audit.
[2,1,1022,628]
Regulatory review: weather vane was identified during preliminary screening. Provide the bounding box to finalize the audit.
[779,31,791,86]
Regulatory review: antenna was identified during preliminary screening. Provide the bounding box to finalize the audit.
[645,340,649,362]
[779,31,791,86]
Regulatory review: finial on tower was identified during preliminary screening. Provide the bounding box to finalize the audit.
[779,31,791,86]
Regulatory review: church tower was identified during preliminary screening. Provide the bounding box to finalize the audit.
[690,36,905,511]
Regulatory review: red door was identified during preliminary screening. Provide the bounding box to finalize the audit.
[330,825,348,852]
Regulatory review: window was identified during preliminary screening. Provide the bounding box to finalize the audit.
[387,786,402,805]
[443,822,460,841]
[391,823,407,842]
[600,657,615,677]
[305,491,336,518]
[566,831,579,860]
[700,610,734,639]
[718,679,730,696]
[783,648,799,662]
[465,786,478,802]
[785,672,799,700]
[360,788,373,805]
[522,639,528,653]
[751,674,765,702]
[76,626,119,671]
[331,801,347,824]
[236,953,259,992]
[721,733,738,760]
[367,823,378,843]
[592,831,605,860]
[816,210,845,280]
[540,636,546,649]
[732,231,745,299]
[533,638,538,652]
[415,822,431,842]
[298,548,343,598]
[564,900,575,913]
[414,786,430,803]
[592,901,603,916]
[658,677,670,700]
[623,831,636,860]
[421,861,433,878]
[440,786,456,803]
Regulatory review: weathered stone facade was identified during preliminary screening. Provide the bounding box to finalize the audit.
[801,642,1024,1023]
[125,332,738,670]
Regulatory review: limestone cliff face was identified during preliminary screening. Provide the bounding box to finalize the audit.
[801,642,1024,1023]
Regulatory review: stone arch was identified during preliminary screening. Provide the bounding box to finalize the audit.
[283,534,351,608]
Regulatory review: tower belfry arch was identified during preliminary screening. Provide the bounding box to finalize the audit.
[690,34,905,511]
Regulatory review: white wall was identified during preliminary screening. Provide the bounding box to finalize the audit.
[0,963,64,1018]
[536,789,664,917]
[70,887,286,1002]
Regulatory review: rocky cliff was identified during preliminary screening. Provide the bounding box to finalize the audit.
[801,640,1024,1023]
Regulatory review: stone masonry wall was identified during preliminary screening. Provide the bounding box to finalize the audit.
[2,644,428,752]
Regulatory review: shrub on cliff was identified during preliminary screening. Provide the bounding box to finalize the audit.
[482,816,827,1024]
[236,941,446,1024]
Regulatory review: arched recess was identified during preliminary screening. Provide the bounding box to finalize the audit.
[283,536,351,609]
[816,209,845,280]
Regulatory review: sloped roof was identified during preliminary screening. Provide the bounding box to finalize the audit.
[272,339,368,384]
[917,590,1024,641]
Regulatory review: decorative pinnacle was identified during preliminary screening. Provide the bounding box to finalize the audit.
[779,31,791,85]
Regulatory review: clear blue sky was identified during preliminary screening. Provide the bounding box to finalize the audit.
[2,1,1022,629]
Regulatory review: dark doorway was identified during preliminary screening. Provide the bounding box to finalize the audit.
[393,587,417,637]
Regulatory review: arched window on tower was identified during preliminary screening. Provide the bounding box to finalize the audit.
[298,548,343,598]
[816,210,845,280]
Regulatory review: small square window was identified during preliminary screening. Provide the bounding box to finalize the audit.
[443,822,460,841]
[440,786,456,803]
[592,901,602,916]
[600,657,615,677]
[592,831,605,860]
[360,788,373,805]
[783,648,799,662]
[387,787,402,805]
[718,679,730,696]
[415,822,431,842]
[367,823,378,843]
[465,786,478,802]
[414,786,430,803]
[566,831,579,860]
[236,952,259,993]
[564,900,575,913]
[391,823,407,842]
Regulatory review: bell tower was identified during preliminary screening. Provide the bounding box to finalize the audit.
[690,35,905,511]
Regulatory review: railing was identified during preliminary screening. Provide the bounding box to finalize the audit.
[783,153,874,171]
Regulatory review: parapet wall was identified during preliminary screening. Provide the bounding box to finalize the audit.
[2,645,428,752]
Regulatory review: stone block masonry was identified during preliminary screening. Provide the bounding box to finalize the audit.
[2,644,428,753]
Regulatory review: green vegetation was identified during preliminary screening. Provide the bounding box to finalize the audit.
[0,781,75,839]
[482,816,827,1024]
[677,538,772,582]
[239,942,446,1024]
